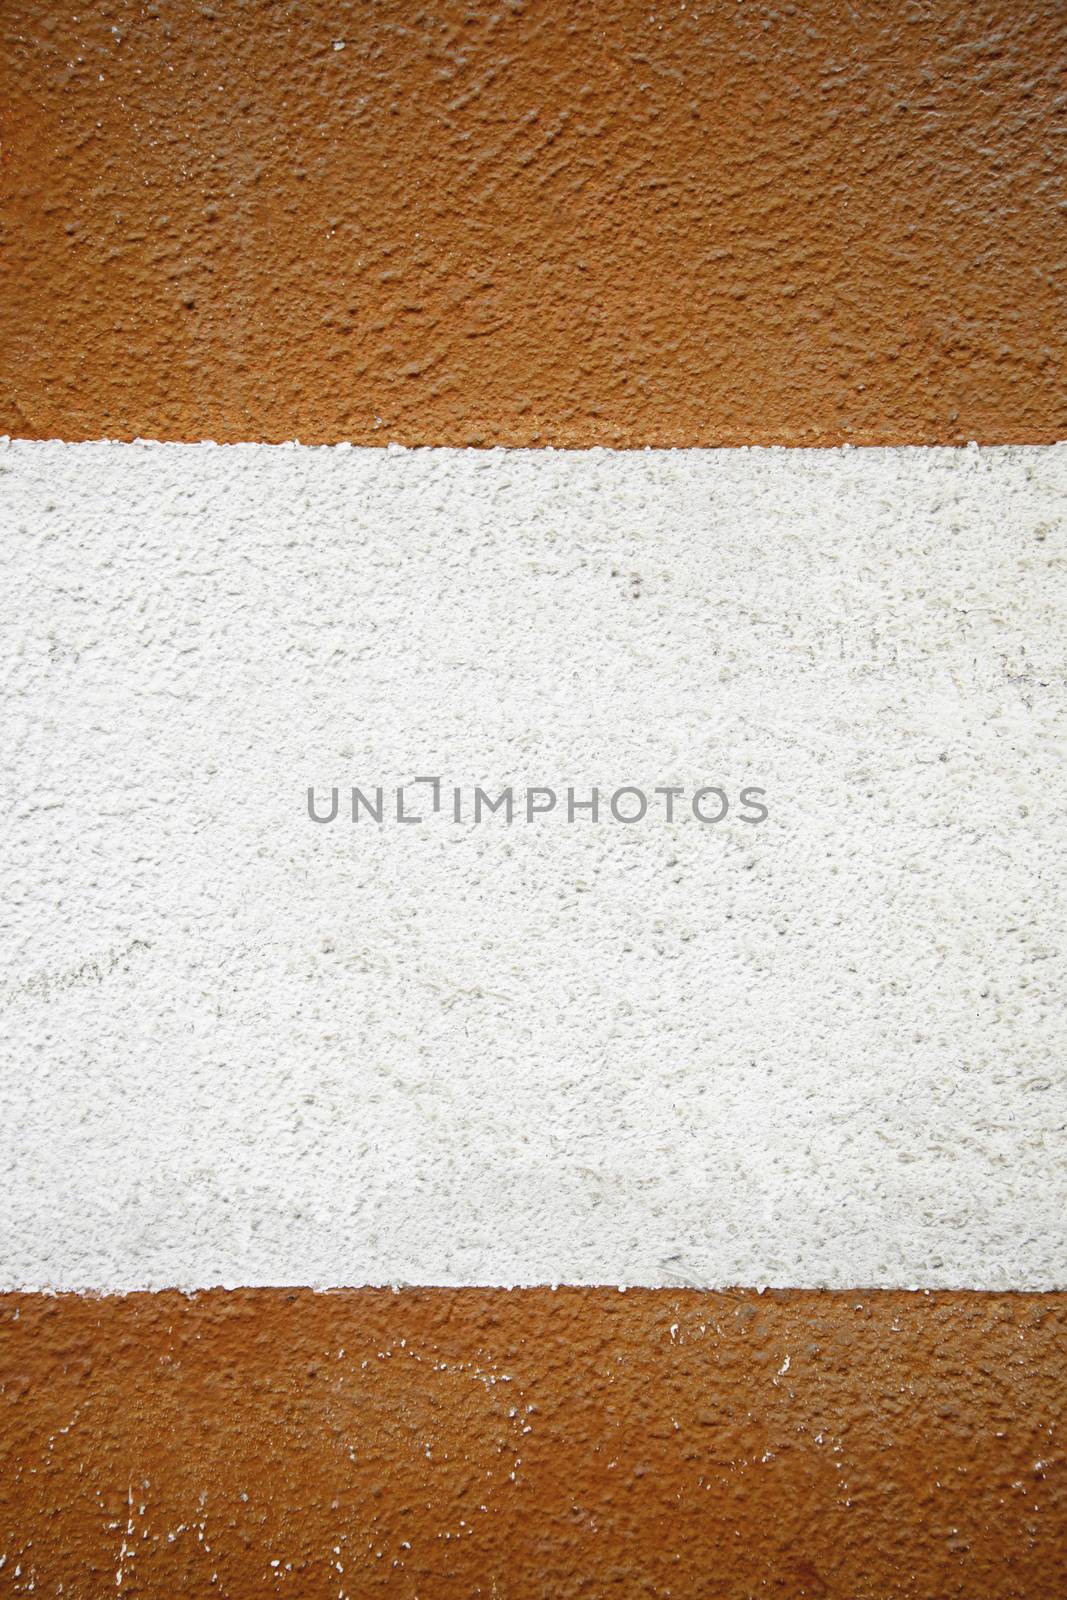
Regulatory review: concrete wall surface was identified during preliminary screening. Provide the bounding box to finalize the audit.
[1,2,1064,1595]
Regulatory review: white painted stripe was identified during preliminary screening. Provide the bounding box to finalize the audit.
[1,440,1064,1290]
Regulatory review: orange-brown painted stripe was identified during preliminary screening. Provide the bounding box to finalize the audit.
[2,1289,1065,1596]
[2,0,1064,446]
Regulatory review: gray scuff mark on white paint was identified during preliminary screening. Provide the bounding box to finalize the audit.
[0,937,152,1008]
[0,438,1064,1291]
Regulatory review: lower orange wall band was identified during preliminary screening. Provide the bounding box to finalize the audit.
[2,1288,1064,1596]
[2,0,1065,446]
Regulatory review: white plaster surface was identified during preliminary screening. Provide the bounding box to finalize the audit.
[1,439,1064,1290]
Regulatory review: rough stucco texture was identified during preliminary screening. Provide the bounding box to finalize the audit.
[2,0,1065,447]
[1,1289,1064,1598]
[4,440,1066,1292]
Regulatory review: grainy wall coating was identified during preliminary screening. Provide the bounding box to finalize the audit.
[3,440,1065,1293]
[2,0,1065,445]
[2,1,1066,1592]
[1,1290,1065,1597]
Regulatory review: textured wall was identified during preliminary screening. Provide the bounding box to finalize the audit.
[2,1290,1065,1597]
[1,2,1065,1596]
[2,0,1065,445]
[2,439,1065,1293]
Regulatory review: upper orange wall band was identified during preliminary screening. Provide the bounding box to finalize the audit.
[2,0,1064,446]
